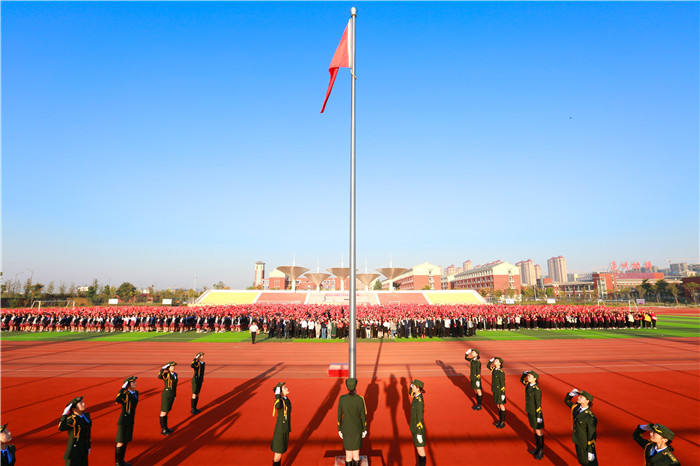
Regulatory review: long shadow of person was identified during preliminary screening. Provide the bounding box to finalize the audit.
[384,375,401,466]
[286,378,343,466]
[435,359,475,405]
[131,363,282,465]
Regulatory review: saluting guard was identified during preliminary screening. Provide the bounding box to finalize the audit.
[565,389,598,465]
[115,376,139,466]
[58,396,92,466]
[190,352,205,415]
[0,424,16,466]
[270,382,292,466]
[157,362,178,436]
[409,379,427,466]
[633,423,680,465]
[465,348,483,410]
[487,357,507,428]
[337,378,367,466]
[521,370,545,460]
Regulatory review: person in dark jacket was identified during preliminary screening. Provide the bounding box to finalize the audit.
[115,376,138,466]
[0,424,16,466]
[337,378,367,466]
[409,379,427,466]
[271,382,292,466]
[521,370,545,460]
[58,396,92,466]
[564,388,597,465]
[465,348,483,410]
[157,362,178,435]
[633,423,680,465]
[190,352,205,415]
[487,357,507,428]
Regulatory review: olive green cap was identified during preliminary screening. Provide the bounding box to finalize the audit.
[651,423,674,441]
[0,424,7,433]
[195,352,205,359]
[411,379,424,389]
[346,378,358,391]
[68,396,83,407]
[123,376,138,384]
[579,390,594,402]
[273,382,285,394]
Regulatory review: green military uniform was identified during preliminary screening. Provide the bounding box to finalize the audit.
[633,424,681,465]
[564,391,597,465]
[158,362,178,412]
[465,349,482,390]
[410,381,426,447]
[521,370,545,460]
[487,358,506,405]
[58,397,92,466]
[191,354,205,395]
[270,382,292,454]
[115,377,139,444]
[1,424,16,466]
[337,378,367,451]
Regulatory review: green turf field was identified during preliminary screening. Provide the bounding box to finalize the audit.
[2,315,697,343]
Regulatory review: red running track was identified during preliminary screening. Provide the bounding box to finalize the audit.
[1,338,699,465]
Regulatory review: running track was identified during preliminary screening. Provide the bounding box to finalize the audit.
[1,337,698,465]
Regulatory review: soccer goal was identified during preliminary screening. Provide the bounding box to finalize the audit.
[30,300,76,310]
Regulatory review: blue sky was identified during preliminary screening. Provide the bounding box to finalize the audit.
[2,1,698,290]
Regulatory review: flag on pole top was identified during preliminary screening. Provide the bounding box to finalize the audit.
[321,19,354,113]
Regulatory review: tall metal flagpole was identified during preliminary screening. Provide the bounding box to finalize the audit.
[349,6,357,379]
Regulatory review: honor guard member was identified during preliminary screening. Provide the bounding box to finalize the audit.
[157,362,178,436]
[465,349,483,410]
[633,423,680,465]
[487,357,507,428]
[337,378,367,466]
[190,352,205,415]
[521,370,545,460]
[58,396,92,466]
[409,380,427,466]
[0,424,16,466]
[271,382,292,466]
[115,376,138,466]
[565,389,598,465]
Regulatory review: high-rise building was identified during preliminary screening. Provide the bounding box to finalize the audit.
[547,256,568,283]
[534,264,542,281]
[254,261,265,288]
[463,260,473,271]
[516,259,536,286]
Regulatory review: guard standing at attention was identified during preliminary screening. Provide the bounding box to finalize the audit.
[115,376,139,466]
[271,382,292,466]
[190,352,205,415]
[0,424,16,466]
[633,423,680,465]
[409,379,427,466]
[465,348,483,410]
[157,362,178,436]
[337,378,367,466]
[58,396,92,466]
[564,388,598,465]
[487,357,507,428]
[521,370,545,460]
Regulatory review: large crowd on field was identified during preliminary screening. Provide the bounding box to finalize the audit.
[0,303,658,338]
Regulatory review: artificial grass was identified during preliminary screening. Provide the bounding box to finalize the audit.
[2,315,698,343]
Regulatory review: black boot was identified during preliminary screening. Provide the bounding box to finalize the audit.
[121,444,131,466]
[418,455,427,466]
[472,394,482,410]
[528,433,538,454]
[160,416,169,436]
[191,397,201,415]
[534,435,544,460]
[346,462,352,466]
[165,414,174,433]
[273,461,281,466]
[115,445,123,466]
[496,410,506,428]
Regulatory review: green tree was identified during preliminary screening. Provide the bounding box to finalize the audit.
[373,280,382,291]
[668,283,680,305]
[46,281,55,295]
[655,279,669,303]
[213,281,228,290]
[116,282,137,300]
[683,282,700,304]
[59,282,67,295]
[86,285,97,300]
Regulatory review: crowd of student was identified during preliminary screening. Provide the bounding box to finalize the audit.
[0,303,658,336]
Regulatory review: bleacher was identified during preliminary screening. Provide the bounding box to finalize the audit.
[194,290,259,306]
[424,290,486,305]
[376,292,429,306]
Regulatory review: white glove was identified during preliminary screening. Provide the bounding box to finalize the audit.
[588,452,595,461]
[537,418,543,423]
[162,364,170,370]
[274,387,281,395]
[362,431,367,438]
[416,434,423,443]
[568,390,578,397]
[122,381,129,389]
[501,394,505,401]
[476,381,480,388]
[338,431,343,439]
[639,424,649,431]
[62,404,72,415]
[489,357,495,362]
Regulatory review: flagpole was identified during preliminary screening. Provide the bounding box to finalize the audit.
[349,6,357,379]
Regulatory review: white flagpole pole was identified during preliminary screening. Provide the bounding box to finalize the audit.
[349,6,357,379]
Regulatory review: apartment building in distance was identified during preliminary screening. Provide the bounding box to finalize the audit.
[547,256,568,283]
[384,262,442,290]
[516,259,537,286]
[452,260,521,292]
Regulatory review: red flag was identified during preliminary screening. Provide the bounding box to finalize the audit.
[321,20,353,113]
